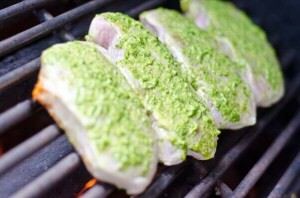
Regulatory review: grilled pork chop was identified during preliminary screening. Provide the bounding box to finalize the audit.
[32,41,157,194]
[88,13,220,165]
[181,0,284,107]
[140,8,256,129]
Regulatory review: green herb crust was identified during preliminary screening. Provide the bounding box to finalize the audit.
[99,13,220,159]
[182,0,284,95]
[141,8,252,124]
[43,41,155,174]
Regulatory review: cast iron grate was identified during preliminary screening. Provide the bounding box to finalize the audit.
[0,0,299,198]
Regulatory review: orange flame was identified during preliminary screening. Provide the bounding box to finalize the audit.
[32,81,43,101]
[77,178,97,197]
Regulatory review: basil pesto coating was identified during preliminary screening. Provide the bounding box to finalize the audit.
[100,13,220,159]
[42,41,155,174]
[182,0,284,102]
[141,8,253,124]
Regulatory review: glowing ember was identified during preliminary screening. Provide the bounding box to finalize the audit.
[85,179,97,189]
[77,178,97,197]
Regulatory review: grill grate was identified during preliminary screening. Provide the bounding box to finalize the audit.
[0,0,299,198]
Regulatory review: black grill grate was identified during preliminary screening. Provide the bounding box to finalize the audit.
[0,0,299,198]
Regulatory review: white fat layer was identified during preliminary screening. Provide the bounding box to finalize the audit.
[89,16,187,166]
[188,151,205,160]
[216,36,237,60]
[89,17,141,90]
[195,87,223,127]
[142,13,218,159]
[216,36,258,104]
[195,10,210,29]
[253,75,284,107]
[140,15,191,73]
[215,36,282,107]
[36,63,157,195]
[141,13,222,127]
[151,121,184,165]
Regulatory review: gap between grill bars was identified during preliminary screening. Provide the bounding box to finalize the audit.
[1,75,298,198]
[0,0,114,58]
[0,0,55,23]
[185,76,300,198]
[268,151,300,198]
[232,111,300,197]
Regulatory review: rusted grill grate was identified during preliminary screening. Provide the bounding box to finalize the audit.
[0,0,299,198]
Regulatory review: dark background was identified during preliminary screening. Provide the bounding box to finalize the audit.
[232,0,300,68]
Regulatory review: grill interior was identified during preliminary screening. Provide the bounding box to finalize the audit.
[0,0,300,197]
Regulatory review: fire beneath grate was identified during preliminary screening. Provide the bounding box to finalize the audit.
[0,0,300,198]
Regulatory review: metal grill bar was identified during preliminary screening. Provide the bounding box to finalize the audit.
[0,135,73,196]
[139,162,189,198]
[283,161,300,197]
[82,184,114,198]
[268,151,300,198]
[0,0,114,58]
[0,0,55,23]
[0,100,38,135]
[232,111,300,197]
[217,182,234,198]
[74,2,178,197]
[11,153,81,198]
[34,9,75,41]
[193,162,233,198]
[0,9,81,94]
[185,77,300,198]
[78,2,174,197]
[0,125,60,174]
[0,58,40,92]
[127,0,167,17]
[0,1,171,196]
[0,0,168,93]
[0,0,158,96]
